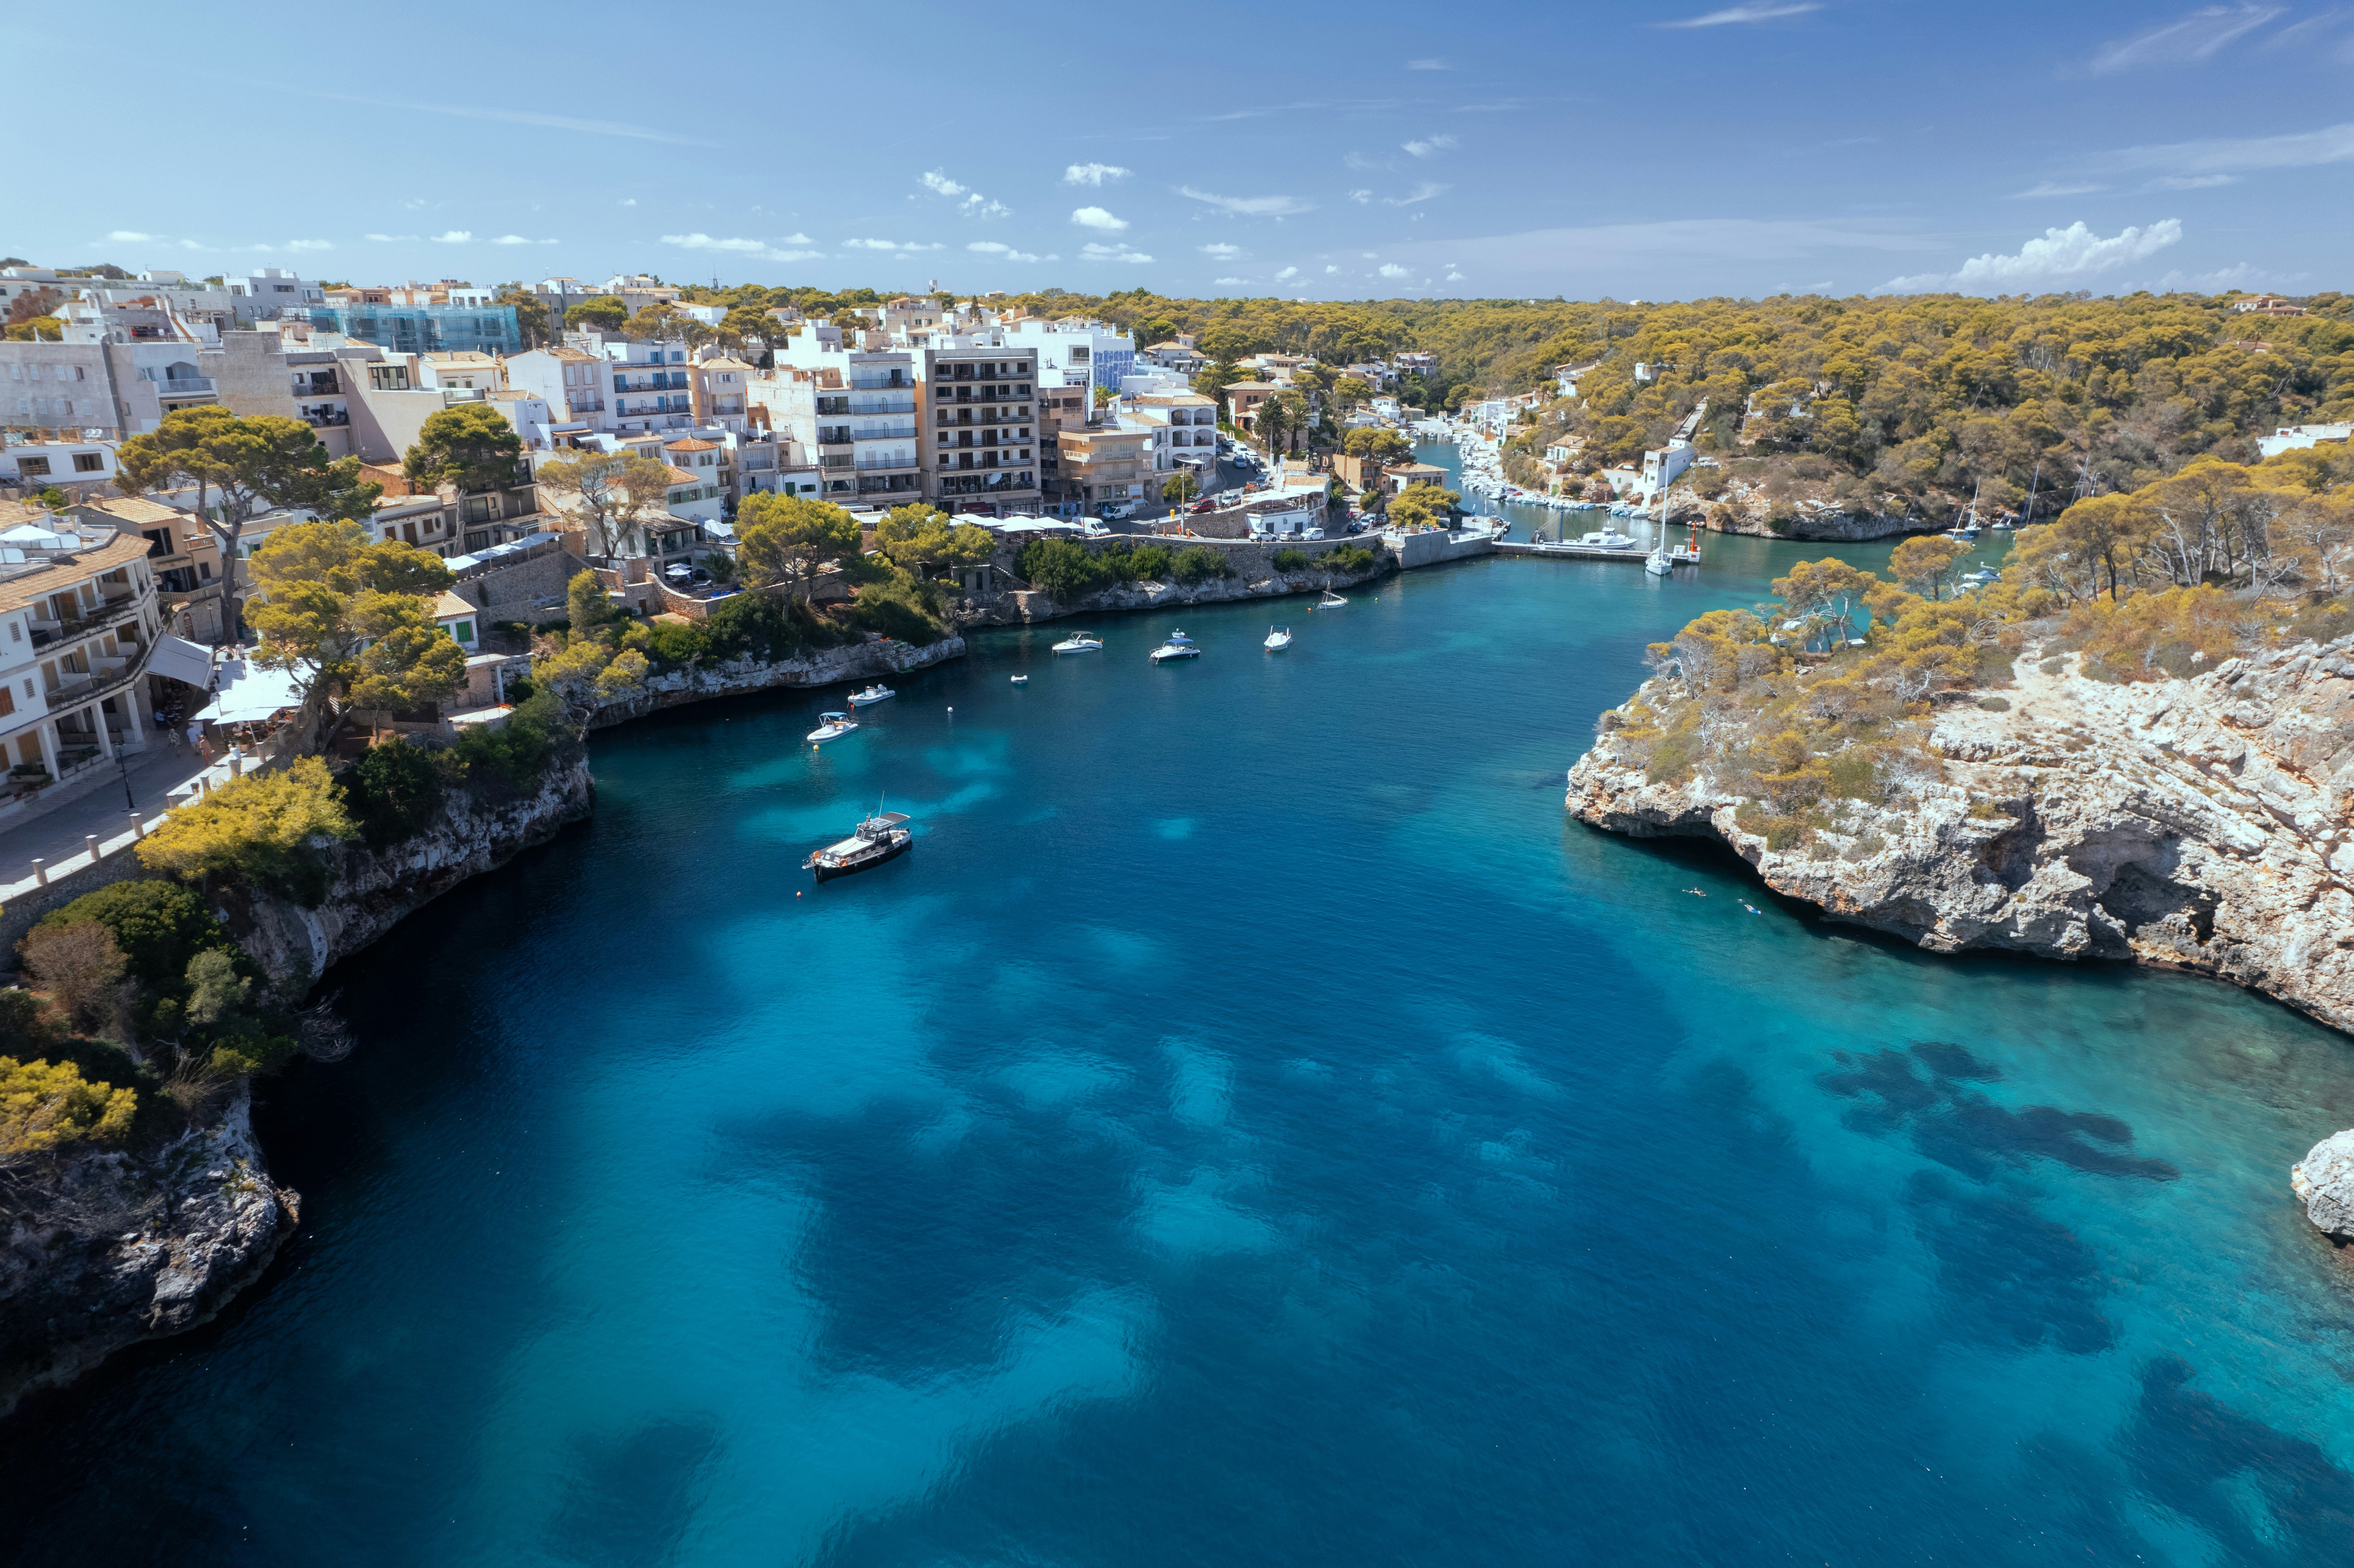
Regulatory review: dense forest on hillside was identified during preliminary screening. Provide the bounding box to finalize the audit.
[669,279,2354,522]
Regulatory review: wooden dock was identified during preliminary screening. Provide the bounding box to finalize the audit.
[1494,540,1653,563]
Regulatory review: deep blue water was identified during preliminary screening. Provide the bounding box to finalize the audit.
[6,466,2354,1565]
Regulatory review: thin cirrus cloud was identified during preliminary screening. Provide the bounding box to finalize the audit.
[969,241,1057,262]
[842,239,944,252]
[663,233,825,262]
[1402,134,1458,159]
[491,235,556,246]
[2087,120,2354,175]
[1878,219,2183,294]
[299,89,717,146]
[2091,4,2283,73]
[1178,187,1312,217]
[1080,242,1153,263]
[1657,3,1820,28]
[1385,184,1449,207]
[2011,181,2108,198]
[105,229,330,254]
[2146,173,2240,190]
[1063,163,1131,186]
[1199,243,1244,258]
[1348,189,1373,204]
[1071,206,1128,231]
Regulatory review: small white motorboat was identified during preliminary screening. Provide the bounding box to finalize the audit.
[1317,591,1348,609]
[806,711,859,744]
[1011,674,1029,684]
[1264,625,1292,651]
[1052,631,1102,653]
[1150,628,1200,662]
[1576,529,1640,550]
[848,684,895,706]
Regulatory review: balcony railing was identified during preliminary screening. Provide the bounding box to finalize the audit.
[148,376,217,398]
[848,374,909,390]
[819,454,855,472]
[852,423,918,442]
[29,595,144,649]
[302,409,351,428]
[294,376,342,396]
[848,396,915,416]
[818,427,853,446]
[43,636,156,711]
[853,455,919,471]
[936,473,1036,495]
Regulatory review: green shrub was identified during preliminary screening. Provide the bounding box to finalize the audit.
[1322,544,1378,574]
[2039,658,2066,676]
[1977,695,2011,711]
[1171,545,1229,586]
[702,592,841,663]
[1271,548,1308,571]
[447,689,567,794]
[2290,594,2354,645]
[642,618,713,672]
[135,757,355,906]
[1646,723,1704,784]
[847,565,947,642]
[1967,800,2006,819]
[1127,544,1171,581]
[342,739,444,847]
[1825,747,1883,799]
[37,882,233,994]
[1016,537,1105,599]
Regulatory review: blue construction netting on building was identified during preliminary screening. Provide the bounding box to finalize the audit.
[305,304,522,355]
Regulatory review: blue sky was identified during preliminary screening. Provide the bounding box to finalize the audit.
[14,1,2352,301]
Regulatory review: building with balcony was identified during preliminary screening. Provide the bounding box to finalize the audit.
[221,269,325,324]
[507,345,612,438]
[419,351,505,391]
[0,515,184,800]
[598,339,698,435]
[1005,319,1133,401]
[70,497,228,641]
[303,303,522,356]
[755,346,925,505]
[919,346,1039,515]
[690,355,753,431]
[1056,426,1150,514]
[1124,392,1220,473]
[2,440,116,496]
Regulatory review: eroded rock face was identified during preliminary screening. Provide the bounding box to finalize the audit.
[2292,1130,2354,1241]
[585,633,967,729]
[0,1090,296,1421]
[1566,638,2354,1033]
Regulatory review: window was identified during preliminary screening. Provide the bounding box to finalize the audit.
[451,619,475,644]
[73,453,103,473]
[0,685,13,718]
[15,457,50,477]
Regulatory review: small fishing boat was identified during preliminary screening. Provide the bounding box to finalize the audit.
[1576,529,1640,550]
[1317,590,1348,609]
[1011,674,1029,684]
[848,684,895,706]
[1264,625,1292,650]
[803,809,912,882]
[1052,631,1102,653]
[806,711,859,744]
[1150,628,1200,662]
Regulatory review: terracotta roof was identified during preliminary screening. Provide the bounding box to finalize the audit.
[430,591,475,620]
[80,496,192,527]
[0,532,153,615]
[664,465,698,485]
[663,438,719,451]
[697,357,752,371]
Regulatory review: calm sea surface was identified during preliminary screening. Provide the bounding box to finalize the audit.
[6,448,2354,1565]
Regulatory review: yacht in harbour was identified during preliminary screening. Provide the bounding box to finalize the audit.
[1052,631,1102,653]
[848,684,895,706]
[806,712,859,744]
[1150,629,1201,662]
[1264,625,1292,650]
[803,809,913,882]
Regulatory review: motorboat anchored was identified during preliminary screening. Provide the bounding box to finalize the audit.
[1052,631,1103,653]
[1317,590,1348,608]
[803,810,912,882]
[1011,674,1029,684]
[1264,625,1293,650]
[1150,628,1201,662]
[848,684,895,706]
[806,711,859,744]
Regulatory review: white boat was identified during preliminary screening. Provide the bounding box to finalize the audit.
[847,684,895,706]
[1264,625,1292,650]
[1577,529,1640,550]
[1011,674,1029,684]
[1317,591,1348,608]
[1150,635,1200,663]
[1051,631,1102,653]
[806,711,859,744]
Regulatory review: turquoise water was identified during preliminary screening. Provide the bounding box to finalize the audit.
[6,479,2354,1564]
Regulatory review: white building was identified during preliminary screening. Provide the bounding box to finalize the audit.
[2257,423,2354,459]
[1005,319,1134,401]
[222,269,326,324]
[1,440,115,494]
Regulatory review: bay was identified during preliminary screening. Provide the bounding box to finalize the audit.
[5,454,2354,1565]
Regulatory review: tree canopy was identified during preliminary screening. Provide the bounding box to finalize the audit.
[536,449,673,557]
[246,520,464,747]
[402,403,523,495]
[736,493,860,597]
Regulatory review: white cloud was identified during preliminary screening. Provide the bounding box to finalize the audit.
[1406,57,1450,69]
[842,238,945,252]
[2092,120,2354,176]
[1378,263,1413,279]
[1080,243,1153,263]
[1384,183,1449,207]
[968,240,1056,262]
[1063,162,1132,186]
[920,170,968,198]
[299,89,716,146]
[1445,268,1467,282]
[921,169,1008,219]
[107,230,156,242]
[662,233,823,262]
[1658,3,1820,27]
[1199,242,1243,258]
[1348,189,1373,204]
[2011,181,2108,198]
[1878,218,2183,293]
[1275,265,1300,281]
[2142,261,2265,292]
[431,230,473,243]
[1178,187,1313,217]
[1215,276,1248,285]
[1325,264,1341,274]
[1071,206,1129,231]
[620,198,637,207]
[285,239,336,252]
[490,234,554,246]
[2146,173,2239,190]
[364,233,416,243]
[2092,5,2282,73]
[1402,134,1458,159]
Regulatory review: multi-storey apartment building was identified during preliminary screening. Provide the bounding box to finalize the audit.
[302,302,522,356]
[0,516,176,790]
[506,344,610,437]
[757,343,925,506]
[1056,426,1151,514]
[599,339,698,434]
[690,355,752,430]
[1005,319,1133,400]
[1124,392,1220,474]
[918,345,1040,516]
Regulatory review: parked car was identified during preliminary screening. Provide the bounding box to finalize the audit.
[1188,497,1217,514]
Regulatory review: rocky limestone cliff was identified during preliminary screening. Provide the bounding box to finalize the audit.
[0,1089,296,1421]
[961,556,1397,628]
[1665,494,1941,543]
[234,751,595,988]
[585,632,966,730]
[1567,638,2354,1033]
[2292,1129,2354,1241]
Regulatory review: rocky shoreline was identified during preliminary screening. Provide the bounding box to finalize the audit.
[1566,636,2354,1032]
[1664,494,1941,543]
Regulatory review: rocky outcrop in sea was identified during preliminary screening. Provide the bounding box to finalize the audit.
[1566,637,2354,1033]
[0,1089,296,1421]
[2292,1129,2354,1242]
